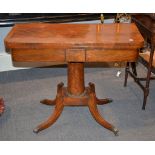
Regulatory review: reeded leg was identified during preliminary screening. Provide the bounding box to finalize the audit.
[124,62,129,87]
[40,99,56,105]
[88,82,113,105]
[88,83,118,136]
[33,83,64,133]
[0,98,5,116]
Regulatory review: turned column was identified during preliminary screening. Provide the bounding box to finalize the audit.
[67,62,85,96]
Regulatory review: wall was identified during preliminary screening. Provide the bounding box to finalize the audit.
[0,27,26,71]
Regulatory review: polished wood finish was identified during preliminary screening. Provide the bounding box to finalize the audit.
[5,23,143,63]
[68,62,85,95]
[12,49,65,62]
[66,49,85,62]
[34,83,64,133]
[5,23,144,135]
[88,83,118,135]
[36,82,116,134]
[0,98,5,116]
[5,23,143,50]
[86,49,138,62]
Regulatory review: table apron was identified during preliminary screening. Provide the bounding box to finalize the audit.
[11,48,139,63]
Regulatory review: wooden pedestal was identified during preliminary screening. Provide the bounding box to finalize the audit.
[33,63,118,135]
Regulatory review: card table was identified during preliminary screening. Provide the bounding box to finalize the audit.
[4,23,144,135]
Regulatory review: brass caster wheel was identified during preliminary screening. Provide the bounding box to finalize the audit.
[112,127,119,136]
[33,128,40,134]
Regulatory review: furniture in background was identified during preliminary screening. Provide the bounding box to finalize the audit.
[124,14,155,110]
[0,13,116,27]
[5,23,143,135]
[0,98,5,115]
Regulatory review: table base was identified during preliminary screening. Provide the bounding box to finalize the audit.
[33,82,119,136]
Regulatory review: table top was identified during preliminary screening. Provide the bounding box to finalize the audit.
[5,23,144,50]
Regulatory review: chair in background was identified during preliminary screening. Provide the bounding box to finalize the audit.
[124,14,155,110]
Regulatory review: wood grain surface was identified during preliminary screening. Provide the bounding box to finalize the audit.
[5,23,144,63]
[5,23,144,50]
[4,23,144,134]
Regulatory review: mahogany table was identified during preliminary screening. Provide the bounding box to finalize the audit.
[4,23,144,135]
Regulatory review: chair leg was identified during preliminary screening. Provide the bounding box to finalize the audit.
[142,45,154,110]
[131,62,137,76]
[142,88,149,110]
[124,62,129,87]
